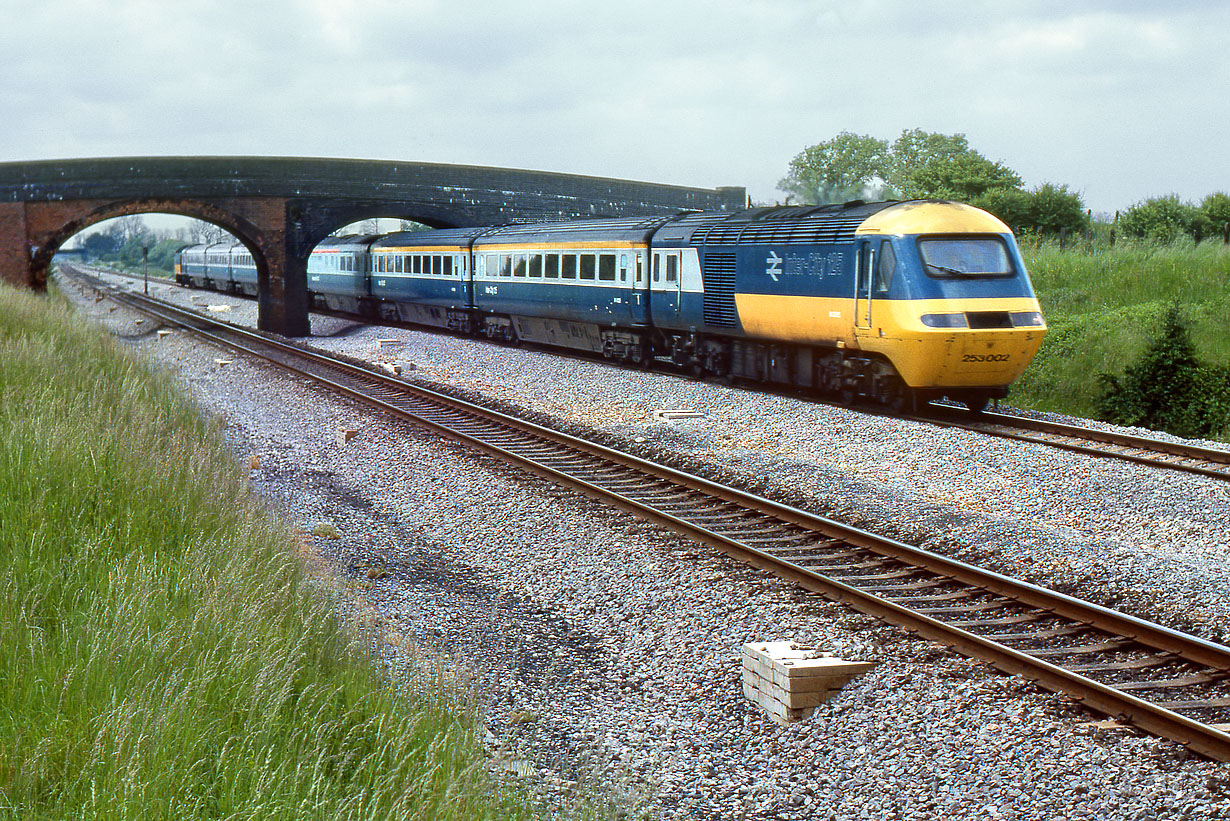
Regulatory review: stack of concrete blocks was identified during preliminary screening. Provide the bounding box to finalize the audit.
[742,641,875,724]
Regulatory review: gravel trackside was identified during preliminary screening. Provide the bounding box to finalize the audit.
[64,271,1230,820]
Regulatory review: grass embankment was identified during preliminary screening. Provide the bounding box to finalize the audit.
[1013,241,1230,428]
[0,285,536,819]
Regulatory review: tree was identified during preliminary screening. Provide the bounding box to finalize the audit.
[778,128,1023,205]
[777,132,891,204]
[1096,307,1230,439]
[79,231,121,258]
[114,215,150,246]
[777,129,1085,239]
[184,219,229,245]
[903,151,1022,201]
[885,129,972,195]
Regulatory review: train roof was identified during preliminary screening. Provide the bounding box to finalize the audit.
[669,202,900,246]
[474,215,675,247]
[313,234,382,251]
[372,226,491,249]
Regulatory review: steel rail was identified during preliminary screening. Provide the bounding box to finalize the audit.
[917,406,1230,481]
[83,266,1230,482]
[73,268,1230,761]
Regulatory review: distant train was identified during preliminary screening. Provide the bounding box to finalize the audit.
[175,201,1046,411]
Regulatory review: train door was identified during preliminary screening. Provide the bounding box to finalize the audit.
[459,252,474,307]
[652,250,682,319]
[623,251,649,324]
[854,240,875,331]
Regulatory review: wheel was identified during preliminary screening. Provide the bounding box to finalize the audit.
[964,395,990,413]
[888,387,917,415]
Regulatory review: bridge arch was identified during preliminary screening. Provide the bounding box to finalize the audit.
[1,157,746,335]
[41,198,267,275]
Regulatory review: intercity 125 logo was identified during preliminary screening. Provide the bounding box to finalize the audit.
[765,251,782,282]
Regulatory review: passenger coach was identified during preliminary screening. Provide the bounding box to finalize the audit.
[182,200,1047,411]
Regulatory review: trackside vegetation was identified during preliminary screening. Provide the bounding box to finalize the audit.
[1012,240,1230,440]
[0,285,540,819]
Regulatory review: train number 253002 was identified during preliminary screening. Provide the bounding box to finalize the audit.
[962,353,1011,363]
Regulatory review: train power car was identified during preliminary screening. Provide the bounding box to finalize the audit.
[181,200,1047,411]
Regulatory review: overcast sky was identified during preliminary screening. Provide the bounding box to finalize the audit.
[3,0,1227,216]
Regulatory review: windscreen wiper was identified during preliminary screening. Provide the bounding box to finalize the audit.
[924,262,969,276]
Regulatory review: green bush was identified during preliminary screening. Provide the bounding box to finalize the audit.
[1095,306,1230,439]
[973,188,1032,234]
[1118,195,1204,243]
[1027,183,1089,237]
[976,183,1087,239]
[1202,192,1230,239]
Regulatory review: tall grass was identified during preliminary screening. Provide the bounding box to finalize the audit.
[0,285,538,819]
[1013,240,1230,424]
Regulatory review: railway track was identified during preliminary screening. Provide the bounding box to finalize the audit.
[68,267,1230,762]
[82,264,1230,483]
[918,405,1230,482]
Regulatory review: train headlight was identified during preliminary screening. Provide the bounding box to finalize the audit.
[1010,311,1045,327]
[921,313,969,328]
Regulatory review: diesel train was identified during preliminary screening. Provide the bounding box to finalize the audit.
[175,200,1047,411]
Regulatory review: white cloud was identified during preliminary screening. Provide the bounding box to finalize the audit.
[1,0,1228,212]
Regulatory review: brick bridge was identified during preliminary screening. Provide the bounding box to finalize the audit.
[0,156,745,335]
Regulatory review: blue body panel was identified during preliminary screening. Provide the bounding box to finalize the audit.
[307,236,376,301]
[367,229,487,311]
[371,274,466,307]
[725,238,1035,303]
[308,252,368,298]
[473,279,643,325]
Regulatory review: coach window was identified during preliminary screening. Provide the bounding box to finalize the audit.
[875,241,897,293]
[442,255,453,277]
[545,253,559,278]
[665,254,678,283]
[652,254,660,283]
[529,253,543,278]
[636,253,643,283]
[561,254,577,279]
[619,254,628,282]
[598,253,616,282]
[579,254,596,280]
[513,254,527,277]
[430,255,440,276]
[500,254,511,277]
